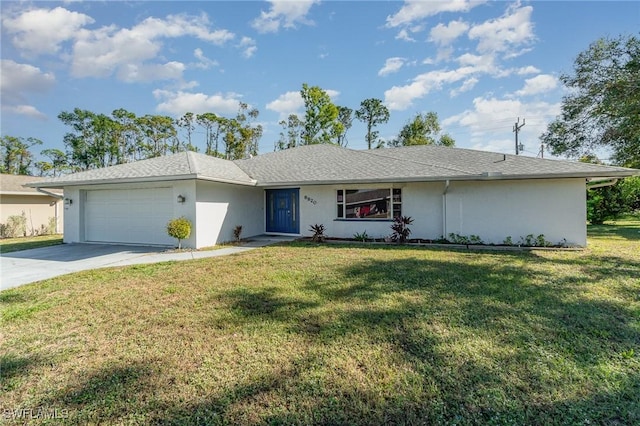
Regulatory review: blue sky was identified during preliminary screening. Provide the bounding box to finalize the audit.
[2,0,639,161]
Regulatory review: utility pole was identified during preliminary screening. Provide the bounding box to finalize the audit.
[513,117,525,155]
[538,142,544,158]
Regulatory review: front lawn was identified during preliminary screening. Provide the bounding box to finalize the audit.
[1,222,638,425]
[0,234,63,254]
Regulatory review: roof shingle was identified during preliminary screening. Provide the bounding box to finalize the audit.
[26,145,639,188]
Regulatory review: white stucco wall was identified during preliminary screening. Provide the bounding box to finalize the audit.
[61,180,197,247]
[62,177,588,249]
[298,178,587,246]
[195,181,263,248]
[299,182,444,240]
[444,178,587,246]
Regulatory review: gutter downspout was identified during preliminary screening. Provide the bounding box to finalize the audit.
[587,178,618,190]
[442,180,450,239]
[36,188,64,199]
[37,188,64,234]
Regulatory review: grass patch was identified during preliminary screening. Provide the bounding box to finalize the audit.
[1,222,639,425]
[0,234,62,253]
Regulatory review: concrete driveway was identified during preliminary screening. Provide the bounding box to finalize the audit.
[1,236,295,291]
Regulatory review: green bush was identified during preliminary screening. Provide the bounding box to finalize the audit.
[620,176,640,213]
[1,212,27,238]
[167,217,192,249]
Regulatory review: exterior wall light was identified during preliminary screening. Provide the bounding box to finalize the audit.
[177,195,186,203]
[64,198,73,205]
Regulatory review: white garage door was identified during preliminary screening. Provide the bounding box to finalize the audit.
[85,188,175,246]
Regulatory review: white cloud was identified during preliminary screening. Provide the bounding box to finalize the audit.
[395,29,416,42]
[2,6,94,56]
[0,60,54,120]
[378,57,406,76]
[2,104,48,121]
[429,19,469,45]
[70,13,235,81]
[266,88,340,119]
[468,4,535,55]
[153,90,242,116]
[0,59,56,120]
[252,0,320,33]
[384,66,477,110]
[516,65,540,75]
[239,37,257,58]
[444,96,561,153]
[0,60,55,102]
[118,62,186,83]
[386,0,481,28]
[515,74,558,96]
[266,91,304,118]
[192,48,219,70]
[450,77,478,97]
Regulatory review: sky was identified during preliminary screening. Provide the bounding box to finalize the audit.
[1,0,639,162]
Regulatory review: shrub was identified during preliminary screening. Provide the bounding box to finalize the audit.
[448,233,470,244]
[309,224,326,243]
[353,230,369,242]
[1,213,27,238]
[587,185,625,224]
[469,235,484,245]
[38,217,57,236]
[167,217,192,249]
[535,234,552,247]
[390,216,413,243]
[233,225,243,242]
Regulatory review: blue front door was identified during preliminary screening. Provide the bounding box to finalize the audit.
[266,189,299,234]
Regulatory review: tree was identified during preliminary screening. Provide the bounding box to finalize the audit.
[176,112,197,152]
[35,148,68,177]
[166,217,191,249]
[355,98,390,149]
[59,108,98,170]
[135,115,178,158]
[300,83,343,145]
[335,106,353,147]
[388,112,455,147]
[276,114,304,150]
[0,136,42,175]
[111,108,140,163]
[231,102,262,159]
[540,34,640,168]
[196,112,222,156]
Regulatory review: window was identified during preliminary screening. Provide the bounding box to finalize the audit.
[336,188,401,219]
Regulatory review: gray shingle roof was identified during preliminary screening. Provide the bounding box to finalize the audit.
[236,144,638,185]
[27,145,638,189]
[27,151,255,187]
[1,174,63,195]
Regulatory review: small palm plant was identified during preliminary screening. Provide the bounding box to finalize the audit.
[309,224,326,243]
[390,216,413,243]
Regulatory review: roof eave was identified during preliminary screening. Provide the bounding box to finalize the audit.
[24,174,200,188]
[0,191,62,196]
[253,170,639,187]
[25,173,258,188]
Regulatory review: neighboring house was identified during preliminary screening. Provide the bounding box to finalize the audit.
[1,174,64,236]
[27,145,639,248]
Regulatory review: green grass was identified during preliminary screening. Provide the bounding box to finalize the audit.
[1,222,639,425]
[0,234,62,253]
